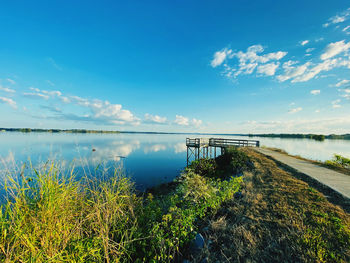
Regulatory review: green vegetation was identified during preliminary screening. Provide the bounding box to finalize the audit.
[189,147,253,179]
[0,153,242,262]
[187,148,350,262]
[325,154,350,170]
[1,147,349,262]
[248,133,350,141]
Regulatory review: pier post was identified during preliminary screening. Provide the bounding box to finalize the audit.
[187,146,189,166]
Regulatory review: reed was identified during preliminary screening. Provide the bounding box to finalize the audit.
[0,160,242,262]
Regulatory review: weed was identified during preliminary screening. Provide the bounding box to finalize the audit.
[0,159,242,262]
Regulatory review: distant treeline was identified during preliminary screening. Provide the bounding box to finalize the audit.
[248,133,350,141]
[0,128,120,134]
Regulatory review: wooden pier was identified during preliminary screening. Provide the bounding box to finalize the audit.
[186,137,260,165]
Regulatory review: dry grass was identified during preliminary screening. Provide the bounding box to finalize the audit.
[187,148,350,263]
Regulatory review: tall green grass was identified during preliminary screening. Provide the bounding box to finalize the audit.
[0,160,241,262]
[325,154,350,169]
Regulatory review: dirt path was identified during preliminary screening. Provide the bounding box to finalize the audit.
[255,148,350,199]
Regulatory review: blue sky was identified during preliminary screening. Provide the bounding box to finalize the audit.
[0,0,350,133]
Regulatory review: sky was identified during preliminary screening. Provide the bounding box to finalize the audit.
[0,0,350,134]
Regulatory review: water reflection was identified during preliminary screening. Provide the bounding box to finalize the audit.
[87,140,140,164]
[174,142,187,153]
[143,144,167,153]
[0,132,350,190]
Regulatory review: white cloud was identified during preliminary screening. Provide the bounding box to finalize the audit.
[310,89,320,95]
[330,16,346,24]
[323,8,350,27]
[332,99,341,108]
[277,61,310,82]
[335,79,350,87]
[41,90,62,97]
[315,109,320,113]
[23,87,62,100]
[306,48,315,53]
[320,40,350,60]
[288,107,302,114]
[22,87,140,125]
[23,92,50,100]
[6,78,15,85]
[292,59,339,82]
[0,85,15,93]
[257,62,279,76]
[88,100,139,124]
[343,25,350,32]
[240,117,350,134]
[191,118,203,127]
[342,94,350,100]
[59,96,71,103]
[340,89,350,100]
[173,116,202,127]
[230,45,287,77]
[211,48,232,67]
[301,40,309,46]
[69,95,89,106]
[174,115,189,126]
[0,97,17,109]
[144,113,167,124]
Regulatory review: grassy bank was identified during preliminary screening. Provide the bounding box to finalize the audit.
[1,147,349,262]
[265,147,350,176]
[0,156,242,262]
[187,148,350,262]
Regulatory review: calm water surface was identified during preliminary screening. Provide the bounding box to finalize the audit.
[1,132,350,190]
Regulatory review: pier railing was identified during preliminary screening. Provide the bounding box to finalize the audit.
[186,138,209,147]
[186,137,260,148]
[208,138,260,147]
[186,137,260,165]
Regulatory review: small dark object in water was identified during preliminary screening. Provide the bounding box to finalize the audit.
[92,148,96,152]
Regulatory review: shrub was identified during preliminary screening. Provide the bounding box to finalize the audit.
[325,154,350,169]
[188,158,217,177]
[215,146,253,177]
[311,134,325,141]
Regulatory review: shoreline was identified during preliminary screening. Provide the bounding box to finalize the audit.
[0,146,349,262]
[1,127,350,140]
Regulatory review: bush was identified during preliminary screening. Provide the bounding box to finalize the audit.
[188,158,217,177]
[325,154,350,169]
[311,134,325,141]
[215,147,253,177]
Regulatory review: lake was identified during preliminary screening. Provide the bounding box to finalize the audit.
[1,132,350,190]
